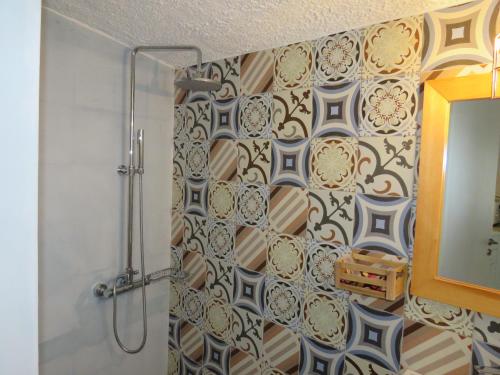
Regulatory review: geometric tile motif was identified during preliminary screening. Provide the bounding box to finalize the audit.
[274,41,314,91]
[204,297,233,342]
[174,104,186,139]
[353,194,412,257]
[312,82,361,138]
[302,291,349,350]
[472,340,500,375]
[315,29,363,85]
[239,93,273,138]
[185,178,208,217]
[264,277,302,330]
[272,88,312,139]
[168,346,180,375]
[184,214,208,254]
[171,211,184,247]
[207,220,235,262]
[237,139,271,184]
[183,250,206,290]
[307,190,355,246]
[211,98,239,139]
[173,138,186,177]
[180,354,201,375]
[172,176,185,212]
[229,348,261,375]
[182,287,206,327]
[300,336,346,375]
[473,312,500,348]
[203,333,230,375]
[263,321,301,374]
[231,306,264,359]
[359,76,418,136]
[357,137,416,198]
[349,292,405,317]
[186,100,211,140]
[186,141,209,179]
[402,319,472,375]
[209,139,238,181]
[235,226,267,272]
[208,180,237,221]
[342,354,395,375]
[241,48,274,96]
[170,281,183,317]
[422,0,500,72]
[211,56,241,100]
[271,138,310,187]
[180,322,204,364]
[362,16,422,78]
[233,266,266,315]
[206,258,233,303]
[310,138,357,191]
[269,186,308,237]
[236,183,269,229]
[267,232,305,282]
[346,302,404,372]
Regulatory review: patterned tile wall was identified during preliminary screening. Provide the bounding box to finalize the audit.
[169,1,500,374]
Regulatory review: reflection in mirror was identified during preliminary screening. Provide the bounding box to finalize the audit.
[438,99,500,289]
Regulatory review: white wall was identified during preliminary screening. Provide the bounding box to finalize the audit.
[39,9,174,375]
[0,1,40,374]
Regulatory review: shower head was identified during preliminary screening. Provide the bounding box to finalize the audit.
[175,76,221,91]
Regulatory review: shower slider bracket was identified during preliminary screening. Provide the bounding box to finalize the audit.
[93,267,188,299]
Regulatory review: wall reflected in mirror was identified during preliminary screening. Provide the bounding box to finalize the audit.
[438,98,500,289]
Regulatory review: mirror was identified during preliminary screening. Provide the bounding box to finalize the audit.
[438,99,500,289]
[412,71,500,317]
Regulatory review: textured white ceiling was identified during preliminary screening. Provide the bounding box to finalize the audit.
[43,0,467,67]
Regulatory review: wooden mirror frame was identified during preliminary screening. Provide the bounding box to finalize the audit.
[412,71,500,317]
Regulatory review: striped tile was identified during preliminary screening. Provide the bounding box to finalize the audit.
[235,226,267,272]
[349,293,405,316]
[263,321,300,375]
[241,49,274,95]
[269,186,308,237]
[180,321,204,364]
[171,211,184,246]
[401,319,472,375]
[209,140,238,181]
[175,68,187,104]
[343,354,395,375]
[183,250,206,290]
[229,348,261,375]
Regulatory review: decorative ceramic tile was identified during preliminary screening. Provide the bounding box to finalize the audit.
[184,214,208,254]
[231,306,264,358]
[422,0,500,72]
[169,314,182,347]
[185,178,208,217]
[235,226,267,272]
[346,302,403,372]
[343,354,395,375]
[239,93,273,138]
[237,139,271,184]
[180,354,202,375]
[271,139,310,187]
[171,211,184,246]
[305,241,350,294]
[229,348,261,374]
[264,277,302,329]
[359,76,419,136]
[303,291,348,350]
[175,68,188,105]
[180,321,205,364]
[211,98,239,139]
[263,321,301,374]
[274,41,314,91]
[168,346,181,375]
[300,335,345,375]
[183,250,206,291]
[357,137,416,198]
[262,369,288,375]
[208,181,237,221]
[186,62,213,103]
[404,279,474,337]
[349,292,405,317]
[310,138,357,190]
[362,16,422,78]
[171,245,183,271]
[472,340,500,375]
[205,297,233,342]
[473,312,500,348]
[207,220,235,262]
[307,190,355,245]
[272,88,312,139]
[236,183,269,228]
[172,177,185,212]
[312,82,361,138]
[209,140,238,181]
[186,141,209,179]
[401,319,472,375]
[241,49,274,95]
[206,258,233,303]
[175,105,186,140]
[269,186,308,237]
[186,100,211,140]
[203,333,230,375]
[211,56,240,100]
[170,281,183,317]
[315,29,363,85]
[353,194,412,257]
[173,138,187,177]
[267,232,305,282]
[233,266,266,315]
[182,287,206,327]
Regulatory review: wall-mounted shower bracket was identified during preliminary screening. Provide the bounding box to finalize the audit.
[117,165,129,175]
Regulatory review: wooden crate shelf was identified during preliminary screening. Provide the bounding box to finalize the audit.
[335,249,408,301]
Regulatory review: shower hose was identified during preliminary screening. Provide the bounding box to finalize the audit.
[112,172,147,354]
